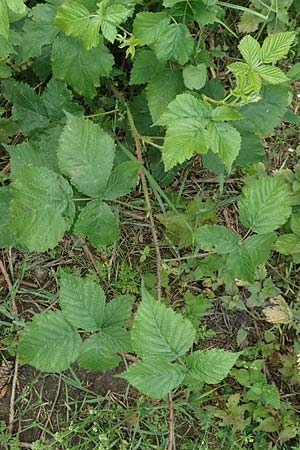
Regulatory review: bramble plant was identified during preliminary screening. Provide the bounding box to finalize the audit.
[1,0,300,447]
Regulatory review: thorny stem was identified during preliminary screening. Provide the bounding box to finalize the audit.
[127,107,162,301]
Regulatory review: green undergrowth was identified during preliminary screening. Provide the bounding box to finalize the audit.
[1,0,300,448]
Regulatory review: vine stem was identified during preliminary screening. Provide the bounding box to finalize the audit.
[167,392,174,450]
[127,107,162,302]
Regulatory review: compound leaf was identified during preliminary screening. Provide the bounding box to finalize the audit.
[57,115,115,197]
[238,176,291,234]
[131,287,196,361]
[207,121,241,172]
[51,34,114,99]
[74,200,119,248]
[59,271,105,331]
[18,311,81,372]
[186,349,240,387]
[119,359,185,399]
[55,0,90,39]
[9,166,75,252]
[97,1,131,43]
[256,65,288,84]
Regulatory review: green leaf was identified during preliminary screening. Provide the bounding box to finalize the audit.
[42,79,83,121]
[20,4,58,61]
[182,64,207,91]
[154,23,194,65]
[58,115,115,197]
[237,85,291,137]
[77,332,122,372]
[256,65,288,84]
[130,50,163,85]
[0,61,11,78]
[158,93,210,127]
[10,166,75,252]
[6,0,26,16]
[0,187,15,248]
[8,139,59,180]
[131,287,196,361]
[238,35,261,67]
[18,311,81,372]
[133,12,170,46]
[273,234,300,255]
[261,32,295,63]
[162,119,208,171]
[103,161,140,201]
[211,106,244,122]
[146,68,184,122]
[234,129,265,167]
[120,359,185,399]
[185,349,240,387]
[59,271,105,331]
[238,176,292,234]
[74,200,119,248]
[2,80,48,134]
[55,0,90,40]
[97,1,131,43]
[207,121,241,172]
[0,0,9,40]
[194,225,240,254]
[104,326,132,353]
[291,213,300,236]
[103,295,133,327]
[51,34,114,99]
[224,233,276,283]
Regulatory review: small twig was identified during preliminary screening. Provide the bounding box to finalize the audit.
[127,107,162,301]
[19,444,33,449]
[0,259,12,291]
[8,358,18,434]
[167,392,174,450]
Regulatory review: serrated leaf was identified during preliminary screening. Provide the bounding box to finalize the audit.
[238,35,261,67]
[162,119,209,171]
[238,12,259,34]
[20,4,58,61]
[104,326,132,353]
[2,80,48,134]
[263,295,292,324]
[228,61,249,76]
[42,79,83,121]
[185,349,240,387]
[0,187,15,248]
[237,85,291,137]
[146,68,184,122]
[194,225,239,254]
[103,161,140,201]
[182,63,207,91]
[207,121,241,172]
[154,23,194,65]
[212,106,244,121]
[103,295,133,327]
[97,1,131,43]
[291,214,300,236]
[120,359,185,399]
[224,233,275,283]
[131,287,196,360]
[0,0,9,40]
[55,0,90,39]
[0,61,11,78]
[261,32,295,63]
[158,93,210,127]
[234,129,265,167]
[59,271,105,331]
[9,166,75,252]
[133,12,170,46]
[238,176,291,234]
[51,34,114,99]
[74,200,119,248]
[6,0,27,16]
[58,115,115,197]
[130,49,163,85]
[18,311,81,372]
[273,233,300,255]
[77,332,122,372]
[257,65,288,84]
